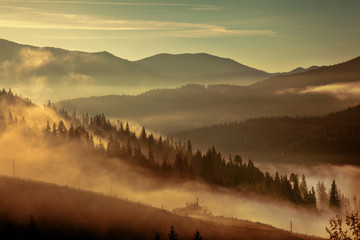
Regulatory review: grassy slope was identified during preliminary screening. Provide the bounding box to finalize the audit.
[0,176,323,240]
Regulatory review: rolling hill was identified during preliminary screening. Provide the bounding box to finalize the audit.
[0,176,324,240]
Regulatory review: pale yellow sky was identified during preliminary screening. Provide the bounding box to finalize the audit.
[0,0,359,72]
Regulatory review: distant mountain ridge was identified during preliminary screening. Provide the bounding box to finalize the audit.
[272,66,320,76]
[0,38,162,86]
[136,53,269,77]
[251,56,360,90]
[0,39,277,98]
[57,53,360,133]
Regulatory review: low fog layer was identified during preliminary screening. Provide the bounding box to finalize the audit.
[0,103,357,238]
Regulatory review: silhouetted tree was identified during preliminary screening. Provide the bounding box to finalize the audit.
[345,211,360,240]
[329,180,341,210]
[233,154,242,166]
[68,123,75,138]
[52,122,57,136]
[44,120,51,133]
[125,122,130,135]
[57,120,67,137]
[290,173,302,203]
[155,232,160,240]
[308,187,317,207]
[168,225,177,240]
[300,174,309,201]
[192,229,203,240]
[141,126,147,142]
[326,211,360,240]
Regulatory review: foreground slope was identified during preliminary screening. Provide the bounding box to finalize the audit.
[0,176,322,240]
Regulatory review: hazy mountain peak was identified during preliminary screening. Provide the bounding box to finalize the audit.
[136,52,267,79]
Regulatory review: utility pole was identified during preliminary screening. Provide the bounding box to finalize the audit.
[12,159,15,177]
[111,182,112,195]
[290,220,292,232]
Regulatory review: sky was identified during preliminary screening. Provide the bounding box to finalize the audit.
[0,0,359,72]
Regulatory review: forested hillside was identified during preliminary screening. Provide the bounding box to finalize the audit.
[0,89,325,209]
[171,104,360,165]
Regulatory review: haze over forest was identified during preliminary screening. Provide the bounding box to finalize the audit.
[1,0,360,239]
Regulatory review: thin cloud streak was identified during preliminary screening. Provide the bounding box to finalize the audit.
[300,81,360,100]
[0,6,276,38]
[163,29,276,38]
[9,0,220,10]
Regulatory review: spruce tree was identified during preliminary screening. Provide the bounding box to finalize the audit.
[168,225,177,240]
[329,179,341,209]
[192,229,203,240]
[141,126,147,142]
[299,174,309,201]
[44,120,51,133]
[317,181,328,211]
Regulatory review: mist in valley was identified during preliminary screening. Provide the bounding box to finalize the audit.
[0,0,359,238]
[0,99,358,239]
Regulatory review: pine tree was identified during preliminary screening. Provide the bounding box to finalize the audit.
[44,120,51,133]
[233,155,242,166]
[329,180,341,209]
[309,187,317,207]
[192,229,203,240]
[141,126,147,142]
[125,122,130,135]
[299,174,309,201]
[68,123,75,138]
[52,122,57,136]
[57,120,67,137]
[317,181,328,212]
[290,173,302,203]
[168,225,177,240]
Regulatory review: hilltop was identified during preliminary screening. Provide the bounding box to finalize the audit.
[136,53,270,85]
